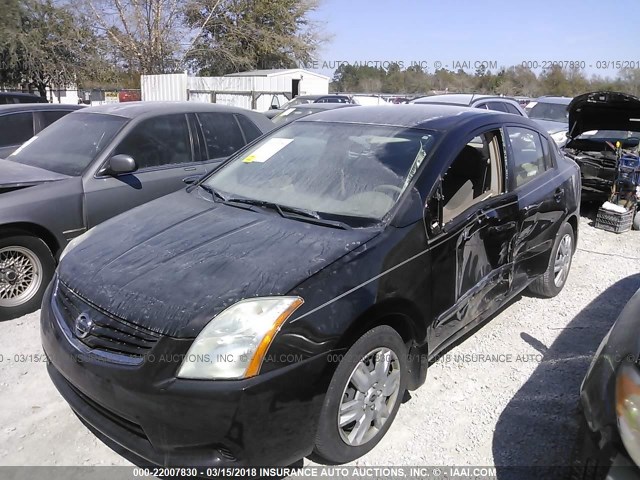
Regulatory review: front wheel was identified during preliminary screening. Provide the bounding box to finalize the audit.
[527,222,574,298]
[312,325,407,464]
[0,235,55,321]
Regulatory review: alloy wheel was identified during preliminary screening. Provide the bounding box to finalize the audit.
[554,234,572,287]
[0,246,43,308]
[337,347,401,447]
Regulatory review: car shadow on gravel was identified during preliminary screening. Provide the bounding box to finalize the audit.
[492,273,640,480]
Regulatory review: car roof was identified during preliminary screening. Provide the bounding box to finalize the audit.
[533,96,573,105]
[0,103,84,114]
[292,103,356,111]
[0,92,43,98]
[413,94,505,105]
[299,104,518,131]
[76,101,258,119]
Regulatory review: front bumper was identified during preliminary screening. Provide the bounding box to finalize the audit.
[41,281,333,467]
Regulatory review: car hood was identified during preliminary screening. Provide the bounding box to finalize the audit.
[568,91,640,142]
[0,158,70,190]
[533,119,567,135]
[58,189,378,338]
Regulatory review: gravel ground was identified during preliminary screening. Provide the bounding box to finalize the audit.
[1,215,639,477]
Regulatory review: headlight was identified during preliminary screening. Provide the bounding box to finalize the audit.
[550,130,568,146]
[616,362,640,466]
[59,229,94,261]
[177,297,304,380]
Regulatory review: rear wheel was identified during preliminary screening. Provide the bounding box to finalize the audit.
[0,235,55,321]
[312,325,407,464]
[528,222,574,298]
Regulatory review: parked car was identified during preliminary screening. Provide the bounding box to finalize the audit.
[265,94,355,118]
[271,103,357,125]
[42,104,581,467]
[0,104,84,158]
[0,92,48,105]
[563,91,640,202]
[410,94,527,116]
[0,102,273,320]
[574,287,640,479]
[526,96,572,146]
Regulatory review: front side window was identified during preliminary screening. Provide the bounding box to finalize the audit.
[9,112,127,176]
[196,112,246,159]
[205,122,438,222]
[113,114,192,169]
[442,130,505,223]
[486,102,509,113]
[0,112,33,147]
[507,126,548,187]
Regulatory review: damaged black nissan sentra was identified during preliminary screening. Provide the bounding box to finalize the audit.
[42,105,581,467]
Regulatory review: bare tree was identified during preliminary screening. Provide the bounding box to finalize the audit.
[83,0,184,74]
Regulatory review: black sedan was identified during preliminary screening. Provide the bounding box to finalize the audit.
[42,105,581,467]
[0,102,273,320]
[575,288,640,479]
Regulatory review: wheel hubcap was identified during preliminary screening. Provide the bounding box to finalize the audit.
[554,234,572,287]
[0,246,43,308]
[337,347,401,447]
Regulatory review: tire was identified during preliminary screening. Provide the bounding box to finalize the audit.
[528,222,574,298]
[633,211,640,231]
[0,235,55,321]
[312,325,408,464]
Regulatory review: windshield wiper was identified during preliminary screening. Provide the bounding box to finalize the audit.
[198,184,228,203]
[224,198,351,230]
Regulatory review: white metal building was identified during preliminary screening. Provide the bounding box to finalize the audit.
[141,69,330,111]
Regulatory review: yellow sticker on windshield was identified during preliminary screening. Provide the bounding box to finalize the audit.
[241,138,293,163]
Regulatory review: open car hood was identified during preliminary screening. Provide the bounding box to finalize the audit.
[567,91,640,142]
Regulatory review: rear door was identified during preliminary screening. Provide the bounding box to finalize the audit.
[83,113,206,227]
[506,125,566,290]
[193,111,261,172]
[0,112,35,158]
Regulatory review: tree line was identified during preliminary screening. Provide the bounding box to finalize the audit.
[0,0,322,97]
[329,63,640,98]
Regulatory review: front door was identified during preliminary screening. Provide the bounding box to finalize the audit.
[83,113,206,228]
[427,128,519,350]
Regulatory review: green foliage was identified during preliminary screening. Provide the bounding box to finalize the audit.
[330,63,640,98]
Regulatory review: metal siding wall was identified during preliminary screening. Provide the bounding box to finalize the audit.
[141,73,188,101]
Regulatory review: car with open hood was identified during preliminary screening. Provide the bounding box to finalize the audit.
[563,91,640,201]
[0,102,273,320]
[42,104,580,467]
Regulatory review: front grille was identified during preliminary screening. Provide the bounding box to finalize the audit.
[65,377,148,439]
[55,281,160,358]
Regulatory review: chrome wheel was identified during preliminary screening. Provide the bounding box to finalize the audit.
[338,347,401,447]
[0,246,43,308]
[554,233,572,287]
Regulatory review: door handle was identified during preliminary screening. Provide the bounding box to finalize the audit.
[554,188,564,202]
[488,221,517,234]
[184,166,197,171]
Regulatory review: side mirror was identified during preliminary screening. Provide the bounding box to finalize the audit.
[106,154,137,175]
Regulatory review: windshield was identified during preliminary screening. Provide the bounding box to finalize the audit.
[9,112,128,176]
[205,121,437,222]
[280,97,314,109]
[527,102,569,123]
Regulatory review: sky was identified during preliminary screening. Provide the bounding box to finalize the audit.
[308,0,640,79]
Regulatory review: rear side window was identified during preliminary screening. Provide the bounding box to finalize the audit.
[0,112,34,147]
[235,114,263,143]
[486,102,509,113]
[196,112,246,160]
[507,126,548,187]
[40,110,72,130]
[113,114,192,169]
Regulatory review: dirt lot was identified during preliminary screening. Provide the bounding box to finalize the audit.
[1,215,639,475]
